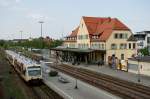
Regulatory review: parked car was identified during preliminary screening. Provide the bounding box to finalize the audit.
[58,76,69,83]
[49,70,58,77]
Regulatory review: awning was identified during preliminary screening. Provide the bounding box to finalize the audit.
[50,48,106,53]
[50,48,94,53]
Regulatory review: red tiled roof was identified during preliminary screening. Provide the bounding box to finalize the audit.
[68,27,79,37]
[67,16,130,41]
[83,16,130,41]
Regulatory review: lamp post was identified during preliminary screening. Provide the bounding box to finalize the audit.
[56,51,58,67]
[136,52,142,83]
[74,56,79,89]
[74,67,78,89]
[38,21,44,38]
[38,21,44,48]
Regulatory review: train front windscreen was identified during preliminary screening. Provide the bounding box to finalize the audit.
[27,66,41,76]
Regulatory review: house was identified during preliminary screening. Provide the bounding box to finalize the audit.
[133,31,150,52]
[51,16,137,65]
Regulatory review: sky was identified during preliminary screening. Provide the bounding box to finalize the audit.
[0,0,150,40]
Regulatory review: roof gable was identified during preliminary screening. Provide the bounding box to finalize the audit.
[67,16,131,41]
[83,16,130,41]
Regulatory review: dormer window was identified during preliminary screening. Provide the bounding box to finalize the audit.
[96,36,99,39]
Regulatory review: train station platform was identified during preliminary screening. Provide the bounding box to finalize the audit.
[63,62,150,87]
[42,64,120,99]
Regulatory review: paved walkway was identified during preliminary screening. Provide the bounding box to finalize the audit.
[63,62,150,87]
[42,64,120,99]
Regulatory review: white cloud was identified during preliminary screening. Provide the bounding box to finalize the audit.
[27,13,55,22]
[28,13,45,20]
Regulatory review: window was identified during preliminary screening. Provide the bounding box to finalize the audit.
[78,35,80,40]
[122,34,128,39]
[78,35,88,40]
[125,34,128,39]
[27,67,41,76]
[119,34,123,39]
[96,36,99,39]
[121,54,124,60]
[129,43,131,49]
[133,43,136,49]
[114,33,118,39]
[28,70,41,76]
[86,44,89,48]
[85,35,88,39]
[102,44,104,49]
[114,33,127,39]
[111,43,117,49]
[147,37,150,43]
[78,44,81,48]
[98,44,101,49]
[120,44,127,49]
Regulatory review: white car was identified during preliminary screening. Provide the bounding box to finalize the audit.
[58,76,69,83]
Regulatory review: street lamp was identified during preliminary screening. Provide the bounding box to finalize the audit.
[38,21,44,38]
[38,21,44,48]
[56,51,58,67]
[136,53,142,83]
[74,67,78,89]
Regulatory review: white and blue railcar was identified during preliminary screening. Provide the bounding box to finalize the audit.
[5,50,42,83]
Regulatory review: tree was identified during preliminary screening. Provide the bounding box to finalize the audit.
[0,38,63,49]
[140,47,149,56]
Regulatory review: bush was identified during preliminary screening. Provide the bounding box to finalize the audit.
[140,47,149,56]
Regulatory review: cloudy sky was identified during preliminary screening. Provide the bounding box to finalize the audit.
[0,0,150,40]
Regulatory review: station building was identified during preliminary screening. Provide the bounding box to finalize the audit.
[51,16,137,65]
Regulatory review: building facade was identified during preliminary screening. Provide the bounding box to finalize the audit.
[134,31,150,52]
[56,16,136,64]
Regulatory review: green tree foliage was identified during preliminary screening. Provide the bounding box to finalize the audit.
[0,38,63,49]
[50,40,63,48]
[140,47,149,56]
[0,40,5,46]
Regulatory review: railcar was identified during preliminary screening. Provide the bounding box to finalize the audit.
[5,50,42,83]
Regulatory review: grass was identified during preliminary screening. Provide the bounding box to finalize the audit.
[0,48,26,99]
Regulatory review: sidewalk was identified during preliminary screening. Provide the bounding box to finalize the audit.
[63,62,150,87]
[42,65,120,99]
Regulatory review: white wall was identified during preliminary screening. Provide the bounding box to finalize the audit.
[128,60,150,76]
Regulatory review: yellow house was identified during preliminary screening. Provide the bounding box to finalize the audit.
[54,16,137,65]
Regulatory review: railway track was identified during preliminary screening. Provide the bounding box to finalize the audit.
[30,84,63,99]
[11,65,63,99]
[5,57,63,99]
[51,64,150,99]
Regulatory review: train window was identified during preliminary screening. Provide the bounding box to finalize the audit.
[28,70,41,76]
[27,66,41,76]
